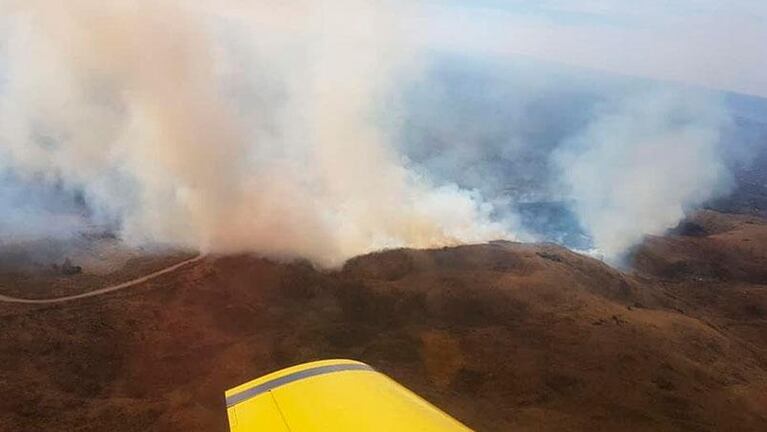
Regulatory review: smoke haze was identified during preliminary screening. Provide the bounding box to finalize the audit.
[0,0,510,266]
[398,56,754,262]
[554,90,733,260]
[0,0,761,266]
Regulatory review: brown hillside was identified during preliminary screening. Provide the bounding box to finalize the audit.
[1,211,766,431]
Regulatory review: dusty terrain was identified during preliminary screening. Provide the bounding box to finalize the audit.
[1,211,767,431]
[0,234,196,299]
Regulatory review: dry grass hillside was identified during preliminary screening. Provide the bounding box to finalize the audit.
[1,211,766,431]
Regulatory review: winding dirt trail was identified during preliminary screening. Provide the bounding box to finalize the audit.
[0,255,204,305]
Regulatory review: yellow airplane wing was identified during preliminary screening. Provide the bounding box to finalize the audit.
[225,359,472,431]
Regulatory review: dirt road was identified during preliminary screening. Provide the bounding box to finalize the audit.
[0,255,203,304]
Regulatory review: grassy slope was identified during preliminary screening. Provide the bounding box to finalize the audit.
[0,211,766,431]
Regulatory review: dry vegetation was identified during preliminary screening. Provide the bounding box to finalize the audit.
[1,211,766,431]
[0,235,196,299]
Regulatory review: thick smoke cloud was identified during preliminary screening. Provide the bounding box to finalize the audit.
[399,57,741,260]
[0,1,750,266]
[554,90,733,260]
[0,0,509,266]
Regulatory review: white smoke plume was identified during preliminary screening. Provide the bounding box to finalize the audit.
[0,0,510,266]
[554,90,733,261]
[398,59,738,260]
[0,0,746,267]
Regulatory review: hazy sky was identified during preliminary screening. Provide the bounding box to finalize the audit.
[411,0,767,97]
